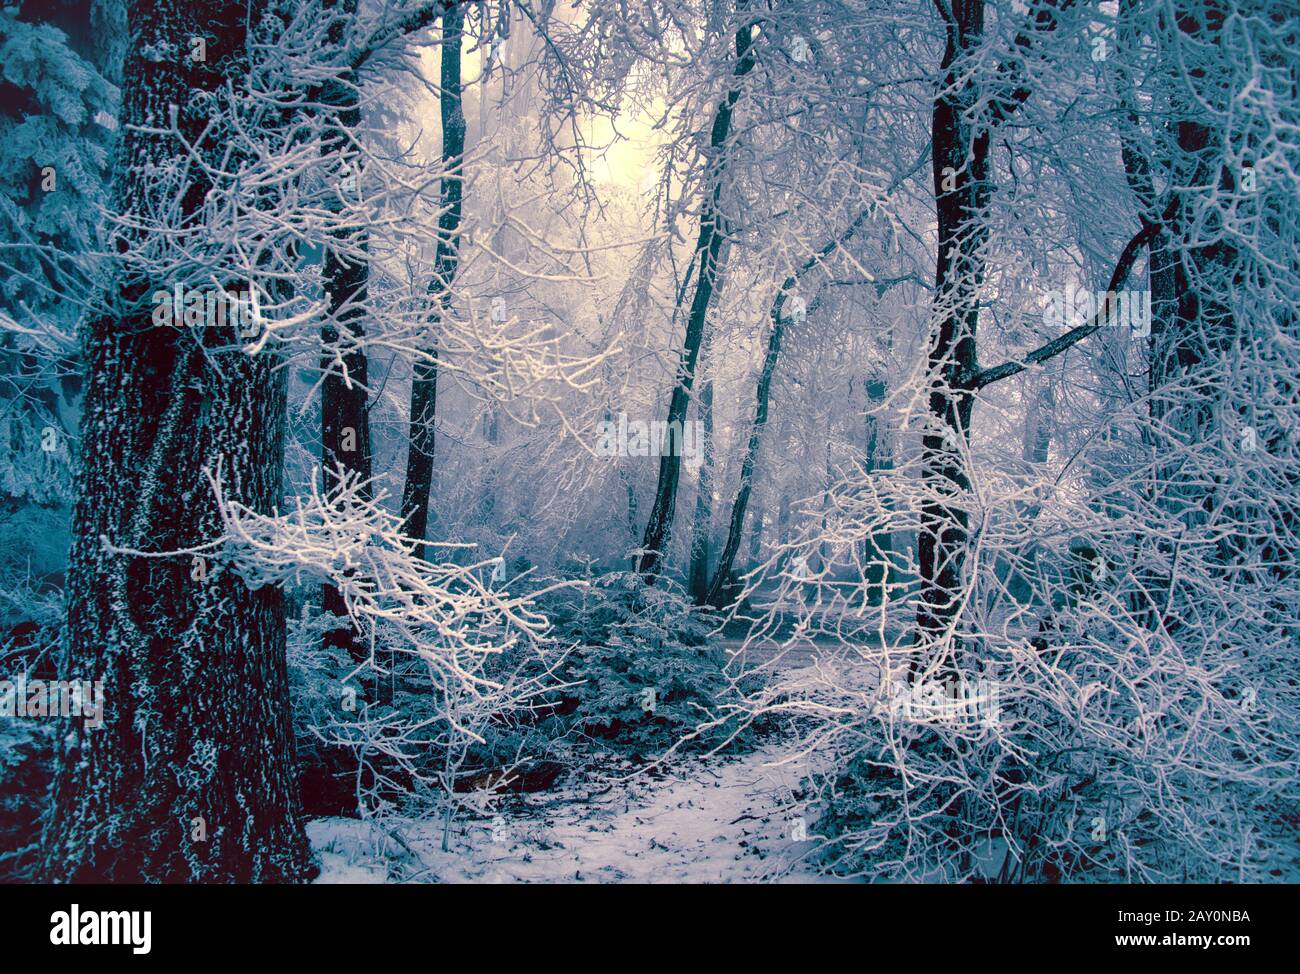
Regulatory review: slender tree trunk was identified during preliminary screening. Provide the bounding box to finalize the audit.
[746,502,763,571]
[1021,382,1053,467]
[40,0,314,882]
[401,3,465,559]
[707,281,786,604]
[861,375,893,600]
[616,450,640,570]
[705,205,878,605]
[816,440,834,571]
[637,8,755,580]
[480,404,499,521]
[916,0,989,657]
[320,0,374,667]
[688,349,715,602]
[996,379,1051,606]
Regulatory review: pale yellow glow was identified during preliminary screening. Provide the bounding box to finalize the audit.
[414,18,671,197]
[581,109,667,192]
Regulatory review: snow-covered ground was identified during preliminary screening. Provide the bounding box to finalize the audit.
[309,741,838,884]
[309,644,877,884]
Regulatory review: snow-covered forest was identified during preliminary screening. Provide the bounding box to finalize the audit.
[0,0,1296,886]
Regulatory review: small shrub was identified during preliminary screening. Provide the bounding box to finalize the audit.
[543,572,752,759]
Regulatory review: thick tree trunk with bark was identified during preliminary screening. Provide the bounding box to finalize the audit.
[637,10,755,580]
[913,0,1080,652]
[402,3,464,559]
[40,0,314,882]
[1151,2,1244,589]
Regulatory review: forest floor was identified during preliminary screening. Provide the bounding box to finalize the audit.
[308,739,833,883]
[308,634,866,883]
[308,633,876,883]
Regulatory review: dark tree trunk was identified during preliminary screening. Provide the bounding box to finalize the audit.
[688,351,715,602]
[916,0,988,654]
[1116,0,1175,423]
[707,290,785,606]
[1152,2,1243,589]
[320,0,374,667]
[1121,0,1237,522]
[40,0,314,882]
[912,0,1077,652]
[637,8,755,580]
[401,3,465,559]
[705,205,877,605]
[1156,3,1238,425]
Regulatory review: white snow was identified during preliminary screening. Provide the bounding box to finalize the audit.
[309,741,842,884]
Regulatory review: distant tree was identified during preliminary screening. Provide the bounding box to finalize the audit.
[401,0,465,559]
[637,1,756,580]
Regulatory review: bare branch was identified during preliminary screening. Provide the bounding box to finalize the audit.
[970,220,1157,390]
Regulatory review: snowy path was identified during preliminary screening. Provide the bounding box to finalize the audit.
[308,645,887,884]
[309,742,833,884]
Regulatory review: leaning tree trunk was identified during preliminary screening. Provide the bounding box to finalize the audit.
[707,288,788,606]
[40,0,314,882]
[637,8,755,580]
[401,2,465,560]
[705,204,877,606]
